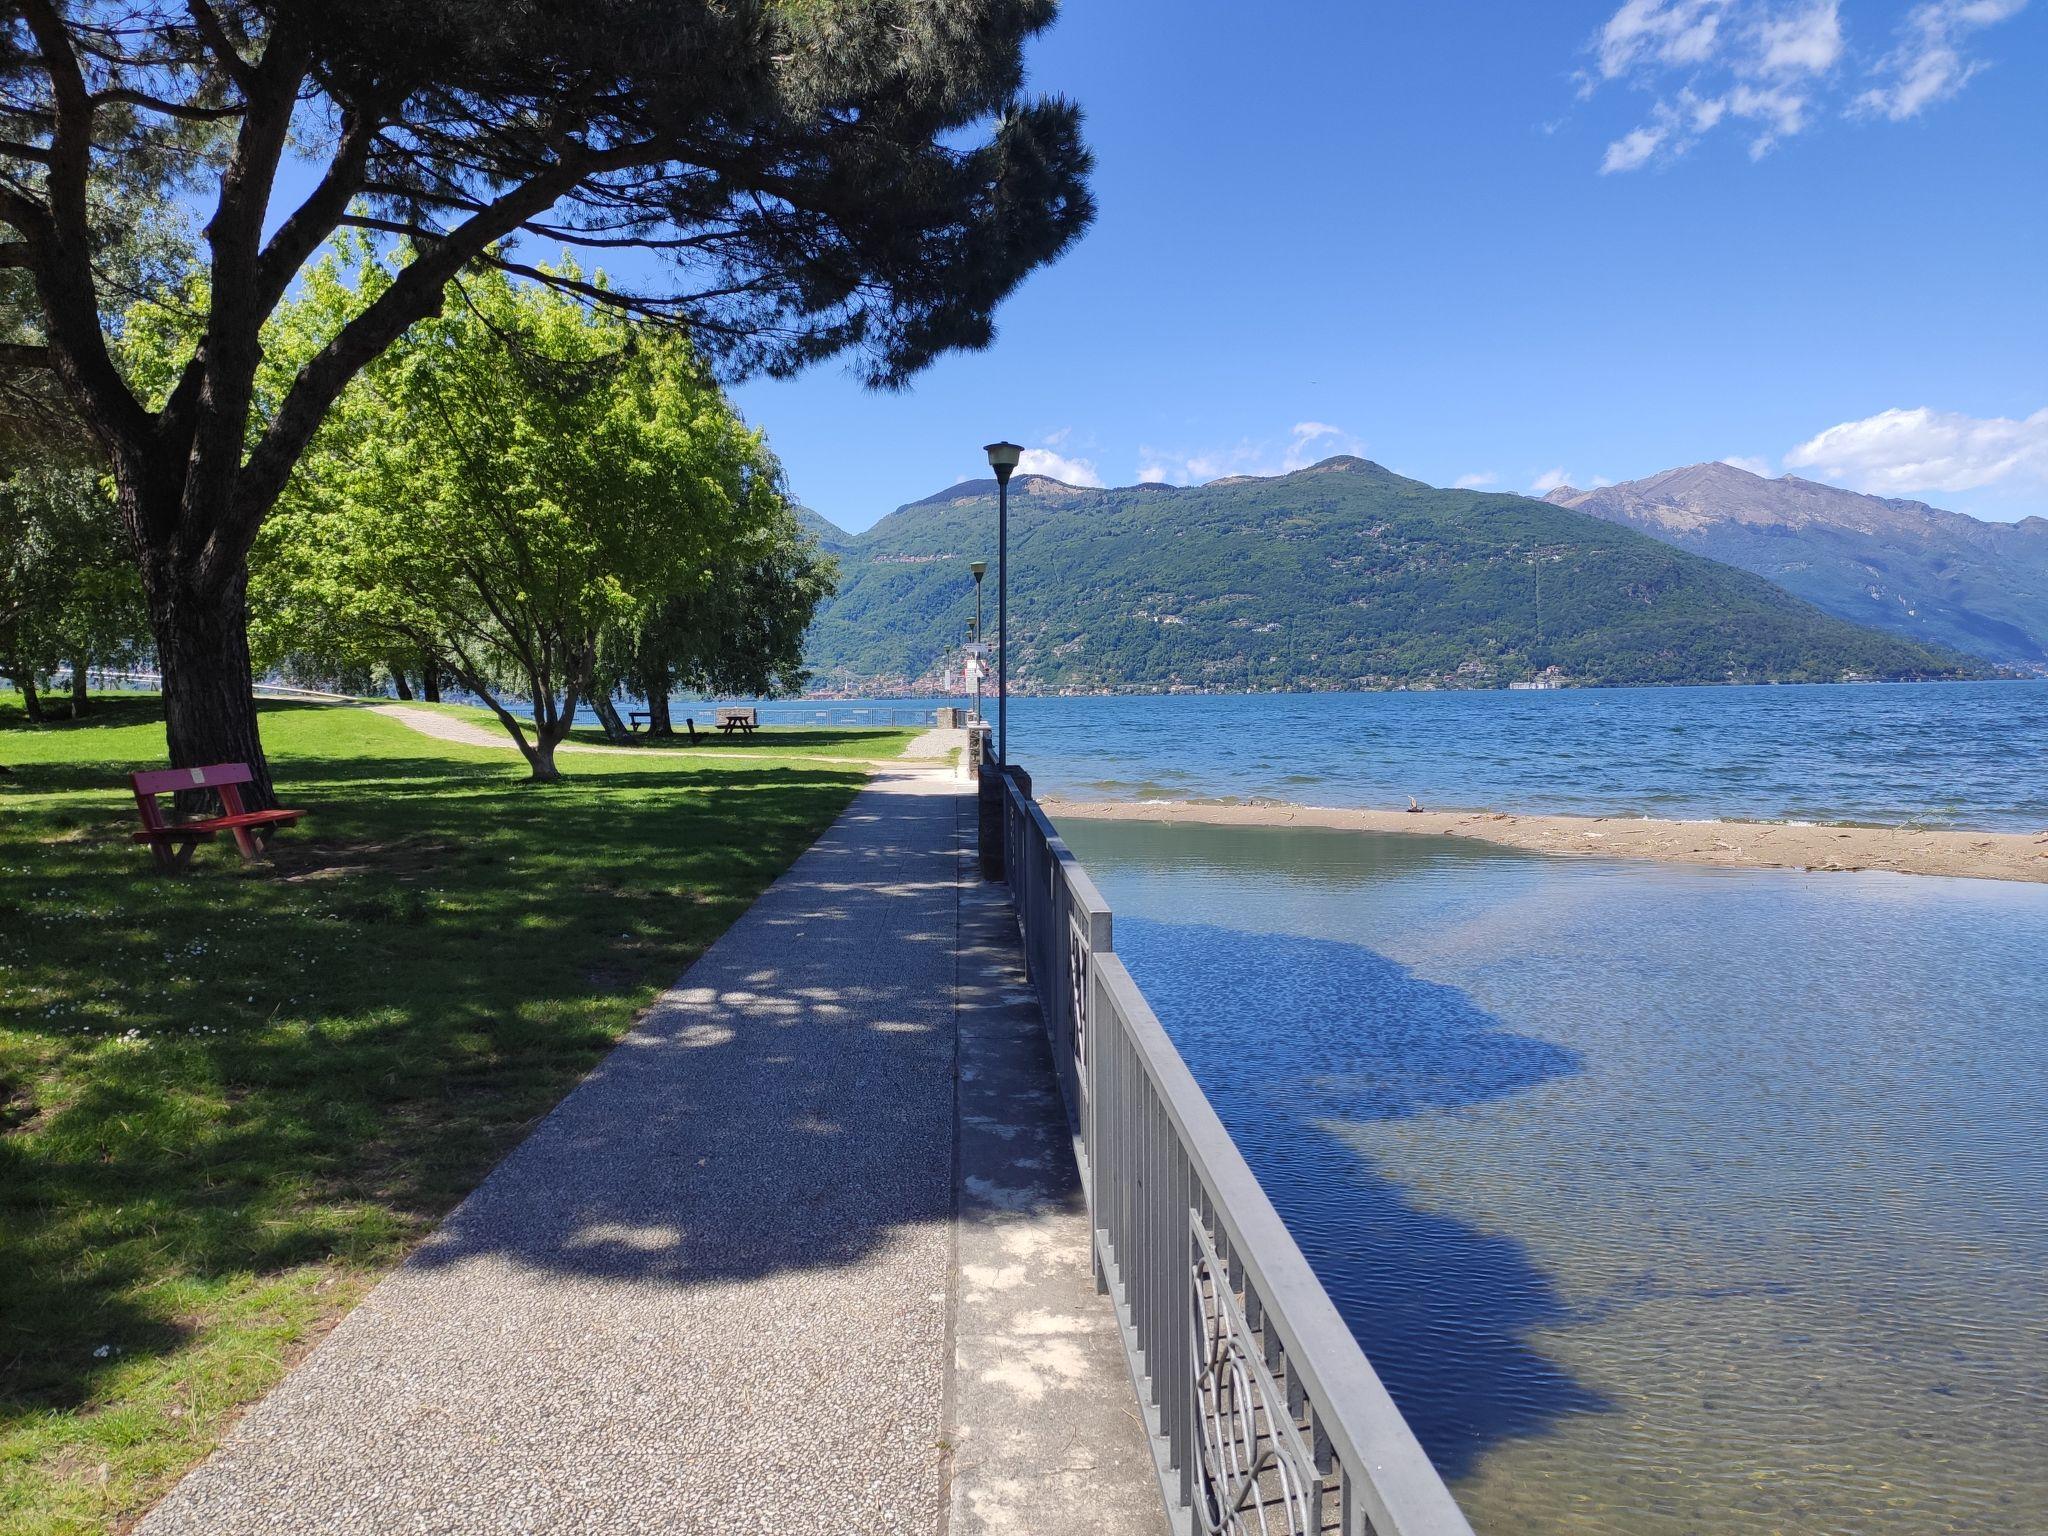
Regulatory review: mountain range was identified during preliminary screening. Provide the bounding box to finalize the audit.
[797,457,1986,694]
[1546,463,2048,672]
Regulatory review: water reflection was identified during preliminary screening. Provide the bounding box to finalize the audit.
[1124,918,1606,1476]
[1065,818,2048,1536]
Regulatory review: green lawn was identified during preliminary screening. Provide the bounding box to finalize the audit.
[0,695,872,1534]
[388,698,923,761]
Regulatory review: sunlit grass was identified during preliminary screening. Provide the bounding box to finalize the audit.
[0,694,868,1533]
[382,697,923,760]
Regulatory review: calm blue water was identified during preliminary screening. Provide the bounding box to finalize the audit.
[1060,818,2048,1535]
[978,681,2048,830]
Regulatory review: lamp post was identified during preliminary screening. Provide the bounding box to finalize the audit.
[983,442,1021,764]
[969,559,987,722]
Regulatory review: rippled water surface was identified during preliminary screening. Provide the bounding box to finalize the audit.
[1058,818,2048,1536]
[983,681,2048,829]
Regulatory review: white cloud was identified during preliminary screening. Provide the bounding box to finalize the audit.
[1453,471,1499,489]
[1853,0,2028,121]
[1719,454,1776,475]
[1756,1,1843,75]
[1139,422,1366,486]
[1599,0,1730,79]
[1602,123,1670,172]
[1784,404,2048,494]
[1583,0,2022,171]
[1016,444,1103,487]
[1283,421,1364,470]
[1531,467,1576,494]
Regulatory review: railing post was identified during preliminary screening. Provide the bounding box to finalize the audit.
[972,725,1001,879]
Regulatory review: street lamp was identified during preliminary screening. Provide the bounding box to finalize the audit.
[969,559,987,723]
[984,442,1022,765]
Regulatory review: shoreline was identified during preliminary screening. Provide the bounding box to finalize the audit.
[1039,796,2048,884]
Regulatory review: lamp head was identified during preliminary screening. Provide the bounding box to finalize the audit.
[970,559,987,582]
[983,441,1023,484]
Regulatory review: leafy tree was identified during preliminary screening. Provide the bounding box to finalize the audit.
[0,461,146,718]
[268,257,795,780]
[0,1,1093,801]
[593,519,835,739]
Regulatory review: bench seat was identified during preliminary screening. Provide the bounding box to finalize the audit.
[130,808,303,842]
[129,762,305,872]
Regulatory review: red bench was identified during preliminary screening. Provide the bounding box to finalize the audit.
[129,762,304,872]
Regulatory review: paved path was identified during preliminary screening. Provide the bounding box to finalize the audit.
[140,766,1158,1535]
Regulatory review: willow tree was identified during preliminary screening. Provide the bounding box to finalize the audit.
[0,1,1093,802]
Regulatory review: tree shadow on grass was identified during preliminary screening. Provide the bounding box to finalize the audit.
[0,736,878,1424]
[1112,917,1612,1483]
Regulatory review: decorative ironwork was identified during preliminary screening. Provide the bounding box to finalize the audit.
[1190,1222,1322,1536]
[1067,912,1090,1069]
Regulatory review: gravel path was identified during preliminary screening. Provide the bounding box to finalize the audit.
[140,768,966,1535]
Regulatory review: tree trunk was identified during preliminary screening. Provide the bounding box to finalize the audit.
[591,693,631,743]
[389,663,414,701]
[70,658,90,715]
[641,660,673,735]
[16,671,44,723]
[421,656,442,702]
[143,562,276,809]
[527,732,563,782]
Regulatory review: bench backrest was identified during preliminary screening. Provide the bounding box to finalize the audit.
[131,762,255,832]
[715,707,757,725]
[132,762,256,797]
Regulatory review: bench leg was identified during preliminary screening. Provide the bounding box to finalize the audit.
[148,836,200,874]
[229,824,265,863]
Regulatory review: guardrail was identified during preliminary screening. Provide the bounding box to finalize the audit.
[995,760,1477,1536]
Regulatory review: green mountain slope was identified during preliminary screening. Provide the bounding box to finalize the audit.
[802,457,1989,692]
[1548,463,2048,673]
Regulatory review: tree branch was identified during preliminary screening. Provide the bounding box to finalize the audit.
[183,0,258,94]
[230,144,658,555]
[253,110,378,312]
[90,89,244,121]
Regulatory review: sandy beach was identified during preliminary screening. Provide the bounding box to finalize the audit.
[1039,797,2048,884]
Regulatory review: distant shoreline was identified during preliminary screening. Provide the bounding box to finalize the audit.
[1039,797,2048,885]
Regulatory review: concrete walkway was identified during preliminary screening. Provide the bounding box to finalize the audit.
[139,767,1160,1535]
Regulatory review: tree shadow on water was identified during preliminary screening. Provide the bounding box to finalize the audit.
[1115,917,1611,1482]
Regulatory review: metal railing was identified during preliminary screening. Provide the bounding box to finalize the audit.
[995,761,1477,1536]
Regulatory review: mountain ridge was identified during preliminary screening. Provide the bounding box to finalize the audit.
[798,458,1986,694]
[1545,462,2048,669]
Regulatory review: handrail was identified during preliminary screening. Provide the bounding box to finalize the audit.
[995,759,1476,1536]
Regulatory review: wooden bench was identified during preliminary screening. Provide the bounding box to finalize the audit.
[714,707,757,736]
[130,763,304,873]
[628,711,651,732]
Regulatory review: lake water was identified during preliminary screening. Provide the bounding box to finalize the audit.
[980,680,2048,830]
[1058,817,2048,1536]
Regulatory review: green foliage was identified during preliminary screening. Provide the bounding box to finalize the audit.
[0,696,866,1529]
[599,520,838,722]
[256,250,812,773]
[0,465,148,714]
[803,460,1990,692]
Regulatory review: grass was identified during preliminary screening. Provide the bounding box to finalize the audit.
[382,698,922,761]
[0,694,875,1534]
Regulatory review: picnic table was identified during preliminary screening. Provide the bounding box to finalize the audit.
[715,707,757,736]
[130,762,304,873]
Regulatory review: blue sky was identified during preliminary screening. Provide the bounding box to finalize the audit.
[726,1,2046,531]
